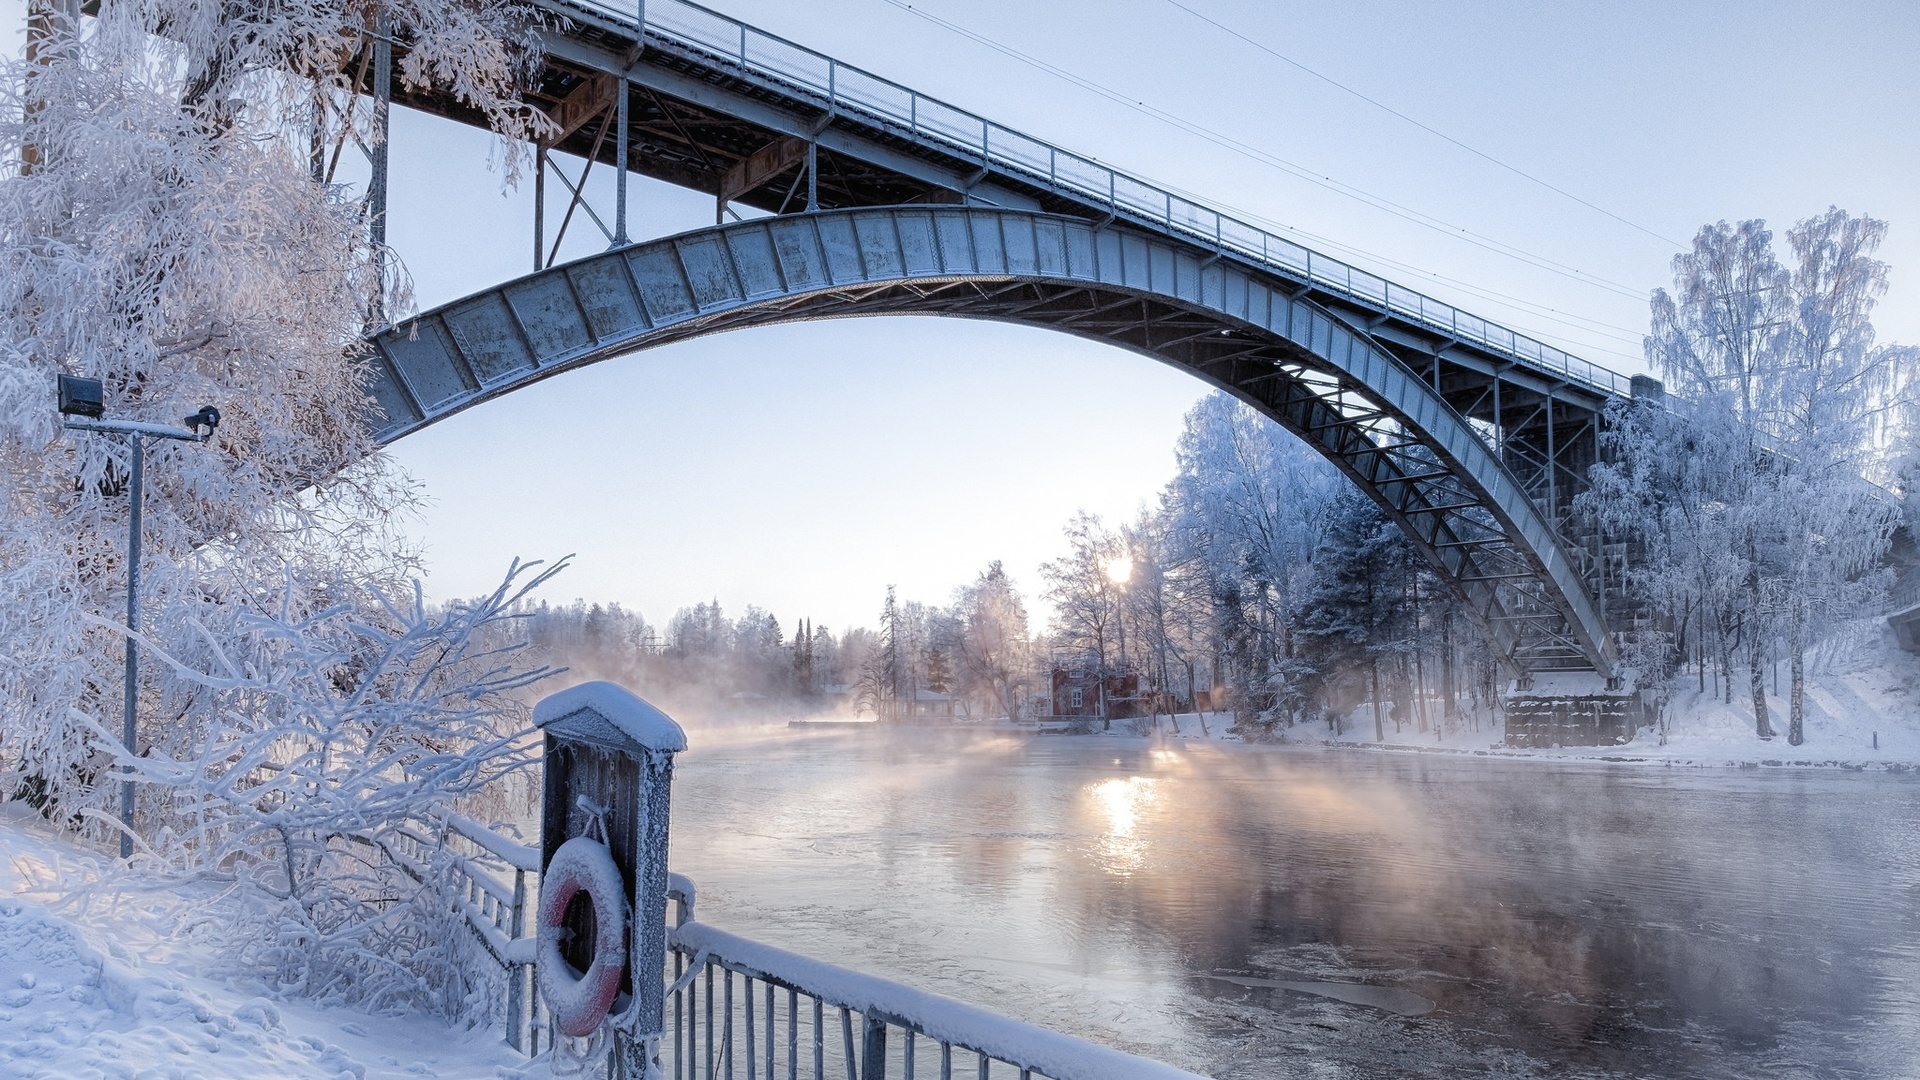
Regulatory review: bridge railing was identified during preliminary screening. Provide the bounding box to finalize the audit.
[558,0,1635,399]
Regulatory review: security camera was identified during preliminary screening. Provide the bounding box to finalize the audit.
[183,405,221,438]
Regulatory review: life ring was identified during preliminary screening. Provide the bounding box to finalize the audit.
[537,836,629,1037]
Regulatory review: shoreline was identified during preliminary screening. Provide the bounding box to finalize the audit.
[1000,717,1920,774]
[1275,734,1920,773]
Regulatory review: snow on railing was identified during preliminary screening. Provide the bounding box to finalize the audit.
[445,811,541,871]
[662,880,1208,1080]
[387,816,552,1054]
[550,0,1633,399]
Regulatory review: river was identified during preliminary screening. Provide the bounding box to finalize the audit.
[663,728,1920,1079]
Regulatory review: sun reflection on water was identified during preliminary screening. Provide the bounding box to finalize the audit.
[1089,776,1161,876]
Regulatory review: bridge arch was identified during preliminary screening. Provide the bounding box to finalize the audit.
[365,206,1616,676]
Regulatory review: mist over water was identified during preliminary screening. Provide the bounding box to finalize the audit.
[665,728,1920,1078]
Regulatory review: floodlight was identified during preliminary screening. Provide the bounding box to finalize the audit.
[57,374,104,419]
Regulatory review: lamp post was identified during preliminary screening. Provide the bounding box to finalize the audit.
[57,375,219,858]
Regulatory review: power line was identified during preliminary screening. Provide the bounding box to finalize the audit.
[1152,179,1654,348]
[876,0,1653,303]
[1161,0,1687,250]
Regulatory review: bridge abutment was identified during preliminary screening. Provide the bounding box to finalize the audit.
[1503,672,1647,748]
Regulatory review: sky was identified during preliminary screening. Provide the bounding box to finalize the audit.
[9,0,1919,636]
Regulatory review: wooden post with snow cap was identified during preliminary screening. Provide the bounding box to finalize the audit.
[534,681,687,1079]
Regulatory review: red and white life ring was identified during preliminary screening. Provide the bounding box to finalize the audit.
[537,836,629,1037]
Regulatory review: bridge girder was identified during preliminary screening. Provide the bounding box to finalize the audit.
[363,207,1619,676]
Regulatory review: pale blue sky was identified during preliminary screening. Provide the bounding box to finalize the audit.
[11,1,1918,634]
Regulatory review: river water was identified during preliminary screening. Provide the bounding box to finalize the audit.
[664,728,1920,1079]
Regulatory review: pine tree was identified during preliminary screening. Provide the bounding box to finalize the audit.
[925,647,951,694]
[1297,489,1416,739]
[858,587,903,720]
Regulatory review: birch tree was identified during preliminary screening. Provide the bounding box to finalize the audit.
[1590,210,1915,743]
[1768,210,1915,743]
[1042,512,1123,728]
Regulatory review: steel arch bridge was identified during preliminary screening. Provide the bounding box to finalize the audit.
[329,0,1654,678]
[365,206,1618,676]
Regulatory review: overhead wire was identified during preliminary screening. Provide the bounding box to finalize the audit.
[1160,0,1686,250]
[1148,178,1654,351]
[874,0,1657,309]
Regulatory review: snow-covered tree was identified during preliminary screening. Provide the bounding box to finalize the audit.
[1295,488,1417,740]
[0,0,548,824]
[856,586,904,719]
[1156,394,1350,731]
[91,560,562,1012]
[1117,511,1189,733]
[1028,392,1480,737]
[1765,211,1913,742]
[1587,210,1916,743]
[954,560,1032,722]
[1042,512,1124,728]
[1163,393,1338,673]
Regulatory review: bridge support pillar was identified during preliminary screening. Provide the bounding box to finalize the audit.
[614,75,629,245]
[534,147,546,271]
[368,7,391,317]
[1503,671,1643,748]
[806,138,818,212]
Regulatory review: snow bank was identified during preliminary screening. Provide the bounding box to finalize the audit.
[0,803,534,1079]
[0,895,372,1079]
[1310,622,1920,769]
[1042,625,1920,772]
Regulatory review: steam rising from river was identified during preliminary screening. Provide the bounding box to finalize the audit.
[661,726,1920,1077]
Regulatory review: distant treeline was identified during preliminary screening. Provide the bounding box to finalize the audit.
[516,392,1503,739]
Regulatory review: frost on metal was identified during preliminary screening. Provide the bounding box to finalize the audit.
[534,680,688,753]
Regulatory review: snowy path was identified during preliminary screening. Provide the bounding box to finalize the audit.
[0,804,538,1080]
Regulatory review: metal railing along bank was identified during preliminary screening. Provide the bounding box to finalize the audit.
[387,813,553,1054]
[410,816,1208,1078]
[551,0,1633,400]
[660,878,1206,1080]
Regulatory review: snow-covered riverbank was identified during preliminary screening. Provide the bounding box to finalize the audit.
[1340,623,1919,769]
[1083,623,1920,771]
[0,803,536,1080]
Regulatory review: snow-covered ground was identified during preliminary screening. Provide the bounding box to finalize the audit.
[0,802,539,1080]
